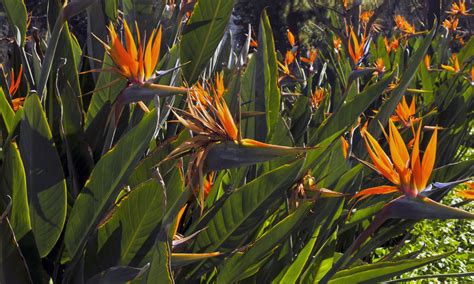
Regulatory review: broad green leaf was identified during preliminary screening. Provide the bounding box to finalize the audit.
[0,218,32,283]
[146,238,173,284]
[419,57,434,104]
[104,0,118,21]
[217,202,312,283]
[180,0,234,83]
[128,130,189,188]
[304,130,344,172]
[0,88,15,133]
[1,0,27,45]
[328,252,452,284]
[275,220,322,282]
[49,10,95,193]
[255,9,280,140]
[276,164,361,283]
[342,201,385,233]
[0,142,30,240]
[301,229,338,283]
[184,159,304,277]
[240,54,257,139]
[65,110,158,259]
[96,179,166,267]
[457,36,474,63]
[18,94,67,257]
[385,272,474,283]
[85,54,126,128]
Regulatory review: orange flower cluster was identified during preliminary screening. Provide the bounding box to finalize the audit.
[391,96,418,127]
[384,37,399,54]
[347,26,367,66]
[301,49,317,65]
[333,36,342,53]
[442,17,459,32]
[7,66,24,111]
[373,58,385,75]
[310,87,325,109]
[360,10,374,26]
[394,15,415,35]
[447,0,470,16]
[101,20,162,84]
[355,120,437,200]
[441,54,461,73]
[184,73,238,141]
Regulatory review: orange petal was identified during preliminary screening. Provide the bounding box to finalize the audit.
[409,96,416,114]
[411,122,423,190]
[341,136,349,159]
[144,29,156,79]
[9,65,23,96]
[215,72,225,98]
[123,20,138,61]
[424,55,431,70]
[363,131,400,185]
[151,26,162,75]
[388,120,410,174]
[457,189,474,200]
[420,127,437,189]
[172,204,188,238]
[351,185,399,201]
[12,97,25,111]
[285,50,295,65]
[216,98,238,141]
[441,64,456,72]
[287,30,295,46]
[350,27,360,55]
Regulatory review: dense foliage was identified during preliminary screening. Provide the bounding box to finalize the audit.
[0,0,473,283]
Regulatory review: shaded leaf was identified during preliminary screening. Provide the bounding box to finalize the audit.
[95,179,166,267]
[184,159,304,277]
[180,0,234,83]
[0,142,30,240]
[0,218,32,283]
[255,9,280,140]
[1,0,28,45]
[0,88,15,133]
[146,237,172,284]
[18,94,67,257]
[65,110,158,259]
[217,202,312,283]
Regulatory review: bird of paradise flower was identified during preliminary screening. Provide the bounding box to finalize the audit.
[349,119,474,253]
[167,73,315,209]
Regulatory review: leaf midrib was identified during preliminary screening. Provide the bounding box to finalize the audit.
[188,0,224,80]
[120,190,161,264]
[197,163,297,252]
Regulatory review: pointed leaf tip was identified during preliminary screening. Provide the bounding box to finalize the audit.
[385,196,474,220]
[204,140,314,172]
